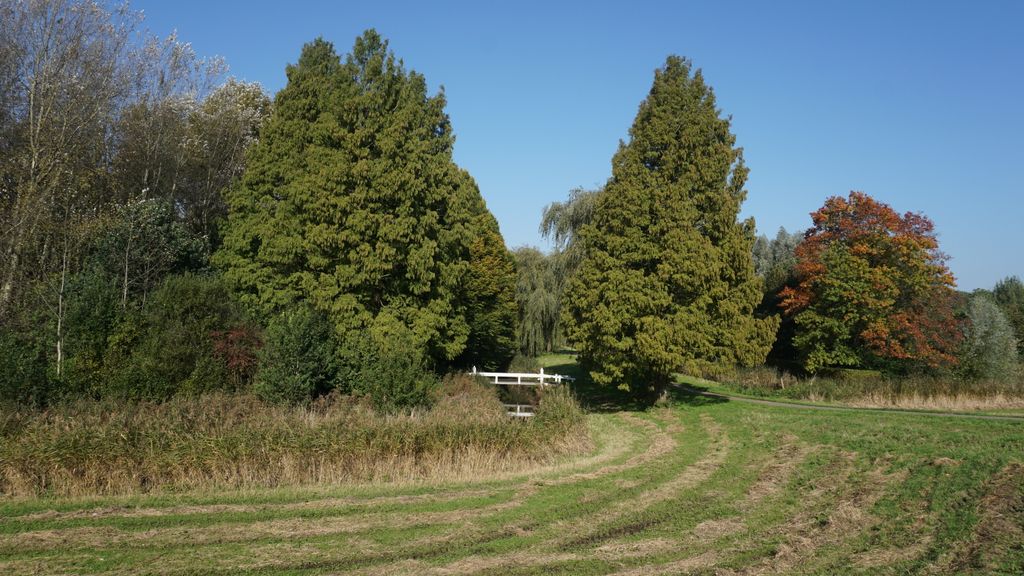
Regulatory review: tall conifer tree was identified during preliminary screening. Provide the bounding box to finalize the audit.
[215,32,514,366]
[564,56,777,394]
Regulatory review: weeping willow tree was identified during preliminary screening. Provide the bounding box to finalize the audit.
[510,186,601,357]
[540,186,600,275]
[512,248,561,356]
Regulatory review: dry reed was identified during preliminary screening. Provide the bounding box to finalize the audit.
[724,366,1024,412]
[0,377,589,498]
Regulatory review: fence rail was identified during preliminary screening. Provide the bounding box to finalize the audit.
[503,404,536,417]
[470,367,574,417]
[470,367,574,387]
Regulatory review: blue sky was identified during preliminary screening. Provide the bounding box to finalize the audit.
[134,0,1022,291]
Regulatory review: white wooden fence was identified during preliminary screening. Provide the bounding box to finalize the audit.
[470,366,574,418]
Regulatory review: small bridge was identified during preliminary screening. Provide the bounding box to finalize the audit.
[470,366,574,418]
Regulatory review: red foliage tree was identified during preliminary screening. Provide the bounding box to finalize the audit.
[779,192,961,372]
[211,325,262,389]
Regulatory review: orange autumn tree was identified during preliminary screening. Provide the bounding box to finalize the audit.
[779,192,961,373]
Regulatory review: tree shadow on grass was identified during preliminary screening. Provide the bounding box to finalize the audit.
[544,359,647,413]
[545,360,728,413]
[665,382,730,409]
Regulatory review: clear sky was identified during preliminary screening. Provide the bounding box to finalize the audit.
[133,0,1022,291]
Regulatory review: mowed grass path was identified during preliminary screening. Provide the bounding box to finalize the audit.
[2,386,1022,574]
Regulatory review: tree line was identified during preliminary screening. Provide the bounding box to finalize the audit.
[0,2,517,409]
[2,1,1019,409]
[525,61,1021,395]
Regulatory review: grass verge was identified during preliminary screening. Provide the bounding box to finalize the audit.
[705,365,1024,414]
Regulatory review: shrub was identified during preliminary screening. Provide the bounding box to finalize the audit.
[726,364,1024,404]
[534,385,585,432]
[61,266,121,395]
[102,273,245,399]
[0,329,51,407]
[253,306,339,405]
[993,276,1024,355]
[431,373,506,422]
[507,353,541,373]
[341,314,438,413]
[211,325,262,389]
[960,293,1019,381]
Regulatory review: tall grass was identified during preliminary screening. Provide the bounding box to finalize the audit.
[719,365,1024,411]
[0,375,589,498]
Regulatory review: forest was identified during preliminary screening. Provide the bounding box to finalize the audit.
[1,1,1021,414]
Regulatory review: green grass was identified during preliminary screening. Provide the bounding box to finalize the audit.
[697,365,1024,416]
[1,358,1022,574]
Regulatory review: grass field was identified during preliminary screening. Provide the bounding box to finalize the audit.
[1,357,1022,574]
[708,366,1024,416]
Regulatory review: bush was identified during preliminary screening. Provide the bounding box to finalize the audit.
[993,276,1024,356]
[534,385,585,432]
[431,373,507,421]
[0,329,51,407]
[253,306,338,405]
[960,293,1019,381]
[507,353,541,373]
[726,365,1024,404]
[61,266,121,395]
[340,314,438,413]
[102,273,247,399]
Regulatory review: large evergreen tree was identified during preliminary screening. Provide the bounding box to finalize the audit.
[453,171,518,371]
[564,56,777,394]
[214,32,513,367]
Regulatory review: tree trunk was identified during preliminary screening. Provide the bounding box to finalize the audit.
[55,240,68,377]
[0,246,17,317]
[122,221,132,311]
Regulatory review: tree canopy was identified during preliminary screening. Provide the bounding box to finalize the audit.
[0,0,268,398]
[214,31,514,368]
[993,276,1024,356]
[752,227,803,369]
[960,292,1018,381]
[563,56,778,394]
[780,191,961,373]
[512,247,562,357]
[753,227,802,297]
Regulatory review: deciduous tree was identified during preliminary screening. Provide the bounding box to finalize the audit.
[960,292,1018,381]
[753,227,801,297]
[0,0,136,317]
[512,247,561,357]
[541,186,600,275]
[993,276,1024,356]
[752,227,802,368]
[780,191,961,372]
